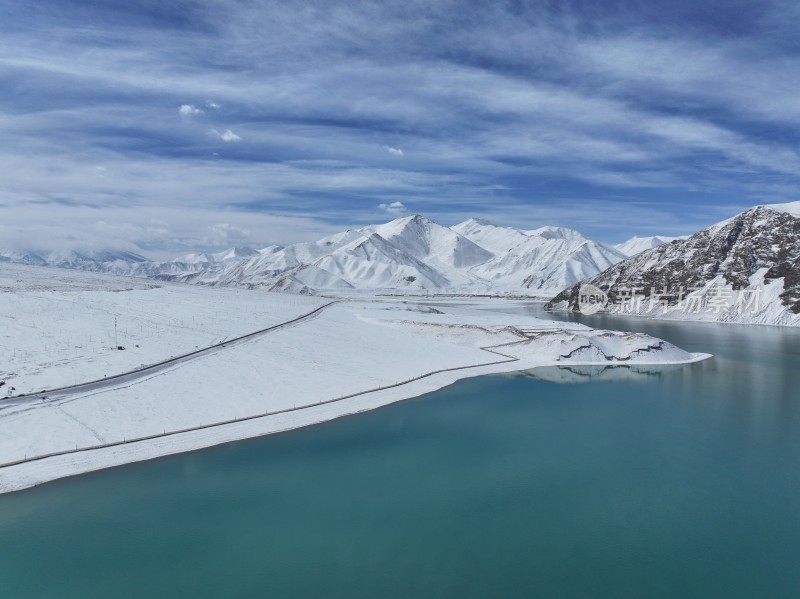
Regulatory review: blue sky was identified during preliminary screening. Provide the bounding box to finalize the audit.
[2,0,800,257]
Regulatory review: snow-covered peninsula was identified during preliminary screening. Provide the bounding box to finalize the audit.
[0,263,706,493]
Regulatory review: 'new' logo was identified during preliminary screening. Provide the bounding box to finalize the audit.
[577,284,608,315]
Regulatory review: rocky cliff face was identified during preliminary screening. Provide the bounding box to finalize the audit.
[546,204,800,325]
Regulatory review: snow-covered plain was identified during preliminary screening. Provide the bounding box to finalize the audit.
[0,264,707,493]
[0,263,325,395]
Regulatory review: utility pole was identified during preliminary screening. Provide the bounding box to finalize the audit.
[115,316,118,348]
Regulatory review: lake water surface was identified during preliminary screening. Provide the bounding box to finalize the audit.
[1,306,799,598]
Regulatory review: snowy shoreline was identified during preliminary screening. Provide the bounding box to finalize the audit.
[0,349,709,495]
[0,264,709,494]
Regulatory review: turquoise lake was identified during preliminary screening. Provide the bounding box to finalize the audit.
[1,305,799,598]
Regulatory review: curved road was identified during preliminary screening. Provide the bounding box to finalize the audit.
[0,343,519,470]
[2,301,338,407]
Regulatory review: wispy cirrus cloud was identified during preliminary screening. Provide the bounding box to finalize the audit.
[1,0,799,255]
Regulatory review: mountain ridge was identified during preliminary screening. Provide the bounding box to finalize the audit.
[546,203,800,326]
[0,214,624,296]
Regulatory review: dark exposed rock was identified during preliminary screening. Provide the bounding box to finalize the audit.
[546,206,800,317]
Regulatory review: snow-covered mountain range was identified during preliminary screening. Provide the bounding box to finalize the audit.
[0,249,148,269]
[1,215,626,296]
[5,204,799,325]
[546,202,800,326]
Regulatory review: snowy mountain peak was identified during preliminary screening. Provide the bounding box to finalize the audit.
[455,217,493,228]
[764,201,800,218]
[451,218,531,256]
[172,252,212,265]
[373,214,493,269]
[373,214,433,237]
[614,236,686,257]
[526,226,586,241]
[174,246,259,265]
[211,246,260,262]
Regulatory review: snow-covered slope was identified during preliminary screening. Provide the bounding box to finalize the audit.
[183,220,470,291]
[372,215,492,269]
[765,201,800,218]
[614,236,686,257]
[451,218,531,255]
[468,234,624,293]
[173,246,260,266]
[525,226,586,241]
[157,215,623,294]
[314,232,452,289]
[452,219,624,293]
[546,203,800,326]
[0,216,625,295]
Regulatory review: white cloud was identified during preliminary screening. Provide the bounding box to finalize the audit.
[178,104,203,116]
[384,146,404,156]
[211,129,242,142]
[205,100,221,109]
[378,201,406,215]
[208,222,250,244]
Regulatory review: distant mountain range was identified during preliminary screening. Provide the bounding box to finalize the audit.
[1,215,627,296]
[0,249,148,268]
[5,204,799,325]
[546,202,800,326]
